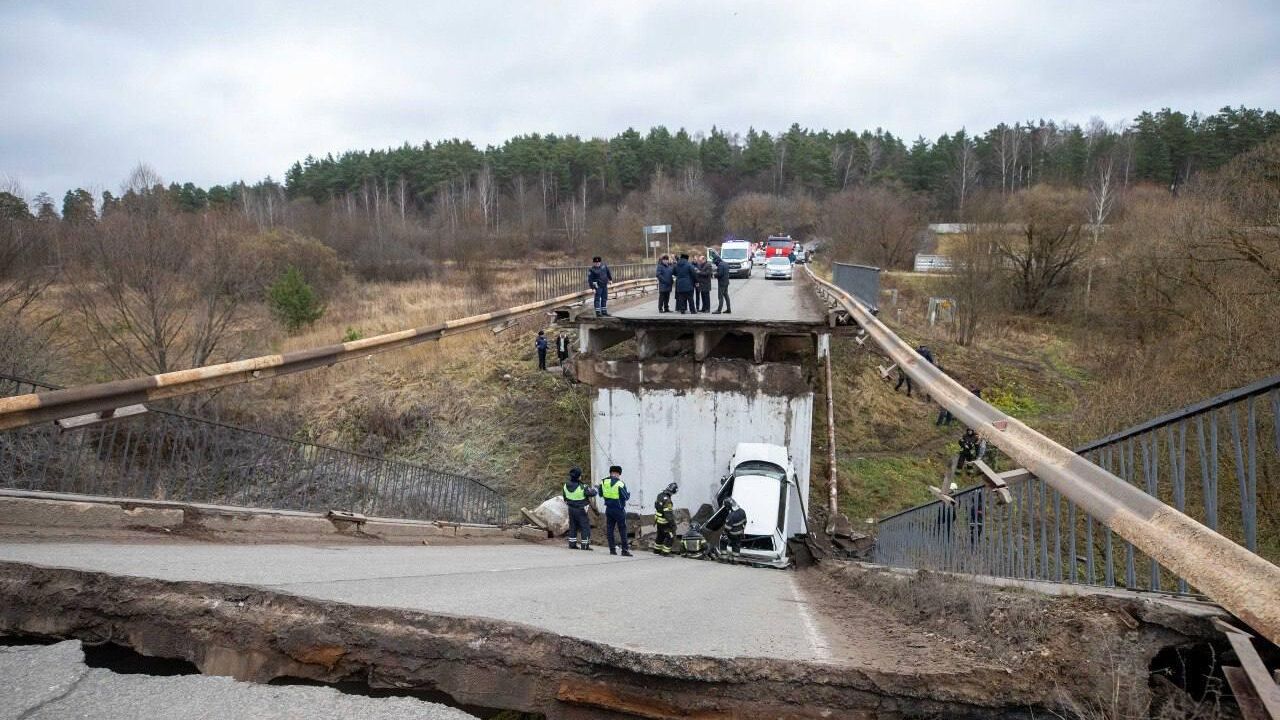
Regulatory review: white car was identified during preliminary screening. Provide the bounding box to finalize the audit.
[752,249,767,267]
[712,443,806,569]
[764,256,793,280]
[792,246,807,263]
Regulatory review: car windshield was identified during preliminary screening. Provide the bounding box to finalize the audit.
[721,247,748,260]
[767,240,792,248]
[767,257,790,266]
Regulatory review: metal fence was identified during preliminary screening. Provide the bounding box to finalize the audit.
[0,375,509,525]
[912,254,953,273]
[534,262,652,300]
[874,374,1280,594]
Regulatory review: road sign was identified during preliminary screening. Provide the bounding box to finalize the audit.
[643,224,671,235]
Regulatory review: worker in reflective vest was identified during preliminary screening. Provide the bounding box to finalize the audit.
[599,465,632,557]
[563,467,595,550]
[653,482,678,556]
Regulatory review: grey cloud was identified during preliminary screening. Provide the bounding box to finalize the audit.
[1,0,1278,199]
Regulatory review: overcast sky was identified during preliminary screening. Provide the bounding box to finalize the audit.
[2,0,1278,199]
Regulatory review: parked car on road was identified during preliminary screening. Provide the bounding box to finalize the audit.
[752,249,767,267]
[792,246,807,263]
[764,256,793,280]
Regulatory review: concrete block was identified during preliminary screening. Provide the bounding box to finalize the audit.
[0,497,184,531]
[190,512,337,537]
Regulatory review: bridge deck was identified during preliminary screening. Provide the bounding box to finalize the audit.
[606,275,828,328]
[0,542,838,661]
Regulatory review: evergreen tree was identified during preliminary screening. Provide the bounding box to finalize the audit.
[0,191,32,221]
[267,267,325,332]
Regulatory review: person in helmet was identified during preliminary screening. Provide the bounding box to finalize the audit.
[653,482,678,556]
[562,467,596,550]
[722,498,748,560]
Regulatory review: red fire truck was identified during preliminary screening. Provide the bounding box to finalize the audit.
[764,235,796,259]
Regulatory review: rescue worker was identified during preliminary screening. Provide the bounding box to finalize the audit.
[722,497,747,561]
[653,482,678,555]
[598,465,632,556]
[587,256,612,316]
[563,467,596,550]
[655,255,674,313]
[673,255,696,314]
[713,253,732,314]
[957,428,982,468]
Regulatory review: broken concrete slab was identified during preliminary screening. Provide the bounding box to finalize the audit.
[0,640,87,720]
[0,640,475,720]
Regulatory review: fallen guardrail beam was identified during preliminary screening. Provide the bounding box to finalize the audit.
[0,280,653,431]
[806,265,1280,645]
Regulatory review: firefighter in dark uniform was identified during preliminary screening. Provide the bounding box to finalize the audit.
[722,497,748,561]
[653,482,678,555]
[599,465,632,556]
[563,467,595,550]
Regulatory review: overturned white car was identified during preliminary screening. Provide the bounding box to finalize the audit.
[712,442,808,568]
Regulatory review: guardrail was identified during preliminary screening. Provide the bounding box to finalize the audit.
[806,265,1280,644]
[0,374,508,524]
[0,279,653,431]
[535,263,652,300]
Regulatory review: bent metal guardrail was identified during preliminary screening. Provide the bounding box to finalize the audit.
[0,279,653,432]
[805,265,1280,645]
[0,375,509,524]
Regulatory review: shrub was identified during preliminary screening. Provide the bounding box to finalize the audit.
[268,267,325,332]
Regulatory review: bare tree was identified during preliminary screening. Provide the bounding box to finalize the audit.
[723,192,779,242]
[0,216,59,376]
[1084,152,1120,309]
[943,225,1003,346]
[949,132,978,214]
[821,186,927,269]
[996,187,1089,313]
[68,209,254,377]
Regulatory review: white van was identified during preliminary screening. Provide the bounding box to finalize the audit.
[712,442,807,568]
[717,240,753,278]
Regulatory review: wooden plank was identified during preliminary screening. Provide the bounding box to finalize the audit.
[972,459,1014,505]
[1224,630,1280,718]
[1225,666,1271,720]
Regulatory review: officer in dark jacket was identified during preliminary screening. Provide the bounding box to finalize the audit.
[694,257,713,313]
[598,465,632,556]
[587,257,613,316]
[673,255,696,314]
[722,498,747,560]
[653,482,678,555]
[563,467,596,550]
[713,255,732,314]
[655,255,674,313]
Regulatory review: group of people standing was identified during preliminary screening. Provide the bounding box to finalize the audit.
[561,466,633,555]
[655,253,732,315]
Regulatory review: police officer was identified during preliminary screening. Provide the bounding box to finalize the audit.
[653,482,678,556]
[563,467,596,550]
[722,498,747,561]
[599,465,632,556]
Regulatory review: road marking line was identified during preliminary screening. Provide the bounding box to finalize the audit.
[788,575,833,661]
